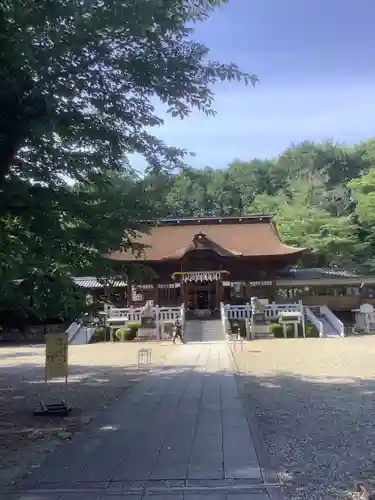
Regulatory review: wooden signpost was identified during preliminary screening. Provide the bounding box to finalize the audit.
[45,332,68,380]
[34,332,71,416]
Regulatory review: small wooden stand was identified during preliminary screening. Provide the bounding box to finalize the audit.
[33,332,71,417]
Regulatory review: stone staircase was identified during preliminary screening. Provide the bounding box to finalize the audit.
[308,306,341,337]
[184,319,225,342]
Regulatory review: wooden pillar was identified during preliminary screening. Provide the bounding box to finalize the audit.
[215,280,220,308]
[181,281,185,307]
[271,279,277,302]
[127,268,133,306]
[245,282,250,301]
[184,282,189,308]
[153,283,158,306]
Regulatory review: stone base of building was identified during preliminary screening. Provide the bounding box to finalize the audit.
[137,327,158,341]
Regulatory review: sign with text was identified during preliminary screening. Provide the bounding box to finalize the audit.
[45,332,68,381]
[249,281,272,287]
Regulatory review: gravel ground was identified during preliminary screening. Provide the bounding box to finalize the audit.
[0,341,174,491]
[232,336,375,500]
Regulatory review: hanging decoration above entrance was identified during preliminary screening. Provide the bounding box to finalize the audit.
[171,270,229,282]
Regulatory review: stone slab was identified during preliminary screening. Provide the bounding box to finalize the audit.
[7,344,278,500]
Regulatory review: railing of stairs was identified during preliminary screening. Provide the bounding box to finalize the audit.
[67,321,81,343]
[320,305,345,336]
[305,306,324,338]
[220,302,228,337]
[180,303,185,334]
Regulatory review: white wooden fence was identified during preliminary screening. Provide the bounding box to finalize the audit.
[105,303,185,340]
[105,304,183,323]
[106,302,303,327]
[103,301,307,341]
[223,301,304,321]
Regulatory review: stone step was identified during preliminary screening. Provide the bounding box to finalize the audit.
[184,319,224,342]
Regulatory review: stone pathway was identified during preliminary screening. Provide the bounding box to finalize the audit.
[6,344,281,499]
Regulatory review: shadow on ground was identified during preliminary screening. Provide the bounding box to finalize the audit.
[235,366,375,500]
[0,344,374,499]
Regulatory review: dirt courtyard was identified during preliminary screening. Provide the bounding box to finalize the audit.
[2,337,375,499]
[0,341,174,492]
[233,336,375,500]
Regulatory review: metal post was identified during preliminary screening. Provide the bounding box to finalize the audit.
[282,324,287,339]
[300,302,306,338]
[64,376,68,407]
[155,305,159,339]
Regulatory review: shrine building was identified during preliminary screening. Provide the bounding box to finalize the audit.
[108,216,305,312]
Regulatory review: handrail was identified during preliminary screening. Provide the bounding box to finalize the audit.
[220,302,228,336]
[305,306,324,337]
[224,301,303,320]
[106,305,181,325]
[320,305,345,337]
[66,321,81,343]
[180,302,185,329]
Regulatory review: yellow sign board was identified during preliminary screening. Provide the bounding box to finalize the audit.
[45,332,68,381]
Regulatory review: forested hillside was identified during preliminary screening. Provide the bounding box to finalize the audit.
[142,139,375,272]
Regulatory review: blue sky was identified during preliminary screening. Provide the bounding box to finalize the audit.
[139,0,375,169]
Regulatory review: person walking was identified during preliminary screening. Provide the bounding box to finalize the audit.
[172,315,185,344]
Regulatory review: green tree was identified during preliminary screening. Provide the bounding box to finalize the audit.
[248,174,357,268]
[0,0,255,324]
[348,169,375,271]
[140,138,375,270]
[0,0,255,187]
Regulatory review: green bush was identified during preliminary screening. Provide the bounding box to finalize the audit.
[269,323,284,338]
[115,328,135,341]
[305,322,320,338]
[269,322,306,338]
[115,321,140,341]
[90,326,110,343]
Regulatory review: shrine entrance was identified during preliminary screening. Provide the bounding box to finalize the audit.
[178,271,227,317]
[186,281,218,311]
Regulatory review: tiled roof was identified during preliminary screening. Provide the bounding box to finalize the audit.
[108,217,305,262]
[11,277,127,289]
[73,277,127,288]
[278,268,360,280]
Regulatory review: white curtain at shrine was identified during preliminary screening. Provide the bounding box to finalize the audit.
[180,271,225,282]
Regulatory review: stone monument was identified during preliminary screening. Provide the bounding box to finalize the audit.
[250,297,269,339]
[138,300,157,340]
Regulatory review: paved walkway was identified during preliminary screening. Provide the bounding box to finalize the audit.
[7,344,282,499]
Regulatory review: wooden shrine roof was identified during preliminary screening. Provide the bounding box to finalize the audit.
[108,216,305,262]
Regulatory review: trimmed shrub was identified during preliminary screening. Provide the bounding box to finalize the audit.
[115,321,140,341]
[115,327,136,341]
[127,321,141,331]
[90,326,110,343]
[305,323,320,338]
[269,322,284,338]
[269,322,305,338]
